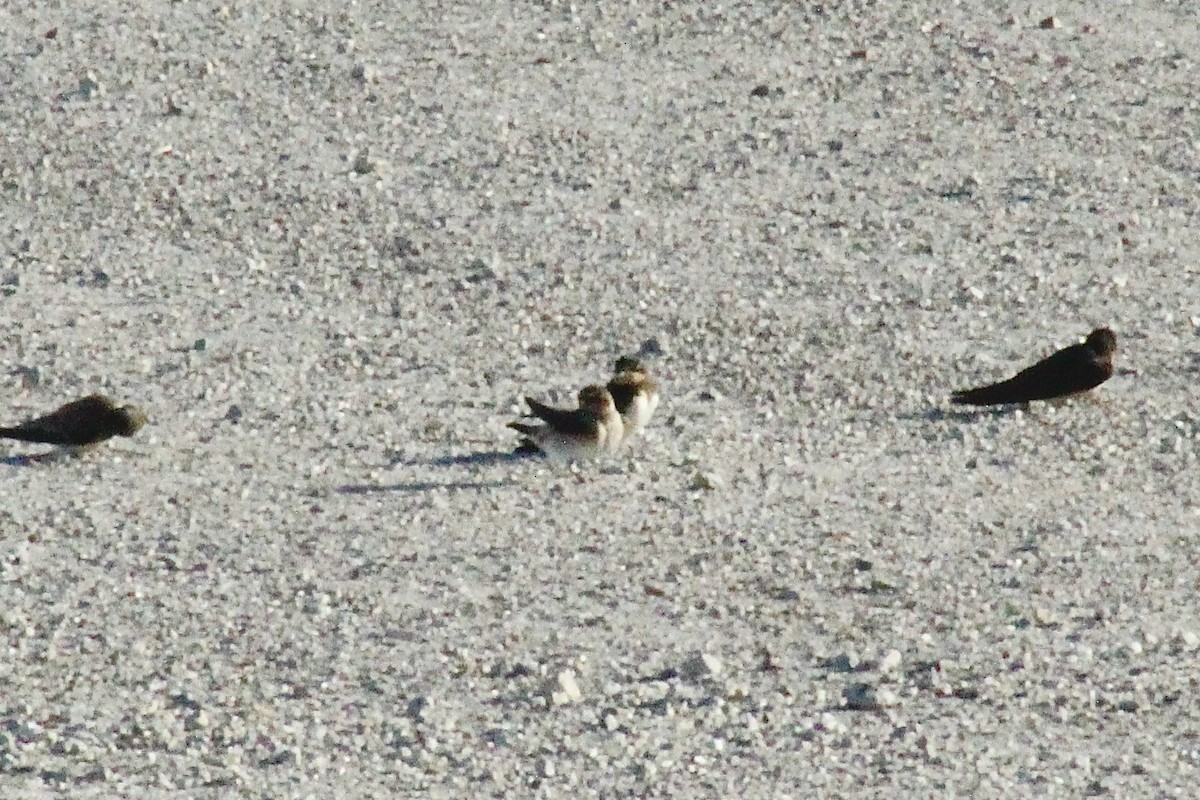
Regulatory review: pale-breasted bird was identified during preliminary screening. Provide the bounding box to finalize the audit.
[606,356,660,443]
[508,385,623,461]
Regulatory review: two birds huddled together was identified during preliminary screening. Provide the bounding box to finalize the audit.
[508,356,660,461]
[0,328,1117,459]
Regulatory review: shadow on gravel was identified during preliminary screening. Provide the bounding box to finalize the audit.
[905,406,1021,424]
[420,448,538,468]
[0,451,70,467]
[337,479,516,494]
[337,446,539,494]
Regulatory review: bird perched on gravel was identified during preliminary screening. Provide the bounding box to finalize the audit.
[0,393,148,448]
[951,327,1117,406]
[606,356,660,442]
[508,385,623,461]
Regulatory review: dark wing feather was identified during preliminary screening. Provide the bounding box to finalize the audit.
[952,343,1111,406]
[523,397,602,437]
[0,395,119,445]
[606,375,639,416]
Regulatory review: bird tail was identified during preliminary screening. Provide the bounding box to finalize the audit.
[512,438,542,456]
[507,421,540,437]
[950,379,1019,406]
[523,397,559,421]
[506,422,544,456]
[0,426,43,442]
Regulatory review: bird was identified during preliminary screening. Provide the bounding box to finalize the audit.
[508,385,623,461]
[0,394,149,448]
[950,327,1117,406]
[606,356,660,442]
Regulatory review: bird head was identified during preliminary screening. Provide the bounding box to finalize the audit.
[577,385,615,414]
[613,355,646,376]
[1085,328,1117,356]
[116,405,149,437]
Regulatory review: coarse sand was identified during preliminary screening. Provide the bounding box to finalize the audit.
[2,2,1200,797]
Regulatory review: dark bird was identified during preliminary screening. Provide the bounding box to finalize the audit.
[606,356,660,442]
[508,385,622,461]
[0,394,149,447]
[951,327,1117,406]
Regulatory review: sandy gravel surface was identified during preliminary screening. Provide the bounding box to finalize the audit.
[3,1,1200,797]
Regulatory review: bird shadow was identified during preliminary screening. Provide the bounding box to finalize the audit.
[336,447,540,495]
[896,406,1023,424]
[0,450,75,467]
[418,448,540,468]
[337,478,516,495]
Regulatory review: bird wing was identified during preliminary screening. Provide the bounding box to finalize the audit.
[523,397,602,437]
[952,343,1111,405]
[0,395,115,445]
[605,375,640,416]
[507,421,542,437]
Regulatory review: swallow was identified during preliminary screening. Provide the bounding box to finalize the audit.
[0,394,149,448]
[606,356,660,442]
[508,385,623,461]
[951,327,1117,406]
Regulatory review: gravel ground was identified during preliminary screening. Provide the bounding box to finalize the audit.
[3,1,1200,797]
